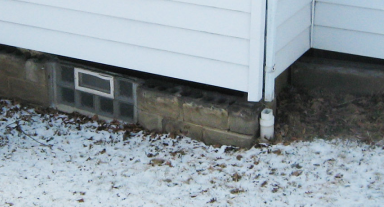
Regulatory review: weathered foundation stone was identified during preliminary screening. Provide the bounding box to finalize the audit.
[0,47,265,148]
[25,59,47,83]
[228,101,263,135]
[136,82,264,148]
[137,85,182,120]
[0,53,26,78]
[0,75,9,97]
[162,119,204,141]
[138,110,163,132]
[9,78,49,105]
[292,57,384,95]
[203,127,255,148]
[183,99,229,130]
[0,52,50,106]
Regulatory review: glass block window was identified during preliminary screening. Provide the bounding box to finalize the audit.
[54,64,136,123]
[99,97,114,115]
[119,103,134,119]
[119,80,133,99]
[80,92,94,109]
[60,66,74,83]
[59,87,75,104]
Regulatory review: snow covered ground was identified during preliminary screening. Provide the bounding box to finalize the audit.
[0,99,383,207]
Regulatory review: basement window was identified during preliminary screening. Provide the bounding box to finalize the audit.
[54,64,137,123]
[75,68,114,98]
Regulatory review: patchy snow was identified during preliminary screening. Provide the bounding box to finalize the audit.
[0,99,383,207]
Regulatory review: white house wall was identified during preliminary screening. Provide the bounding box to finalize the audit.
[13,0,251,39]
[264,0,312,101]
[170,0,252,12]
[0,1,251,66]
[0,0,267,101]
[274,0,312,75]
[313,0,384,59]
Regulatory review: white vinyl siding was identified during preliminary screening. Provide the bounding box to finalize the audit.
[170,0,252,12]
[0,1,249,65]
[14,0,251,39]
[0,0,267,101]
[273,0,312,75]
[313,0,384,59]
[263,0,312,101]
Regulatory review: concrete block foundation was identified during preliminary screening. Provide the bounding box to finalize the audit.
[0,51,50,106]
[136,83,262,148]
[182,100,230,130]
[0,47,265,148]
[292,57,384,95]
[228,101,263,135]
[138,110,163,132]
[162,119,204,141]
[203,127,254,148]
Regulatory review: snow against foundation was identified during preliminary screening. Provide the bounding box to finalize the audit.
[0,99,383,206]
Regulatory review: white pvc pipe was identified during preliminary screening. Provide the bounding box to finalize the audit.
[260,108,275,142]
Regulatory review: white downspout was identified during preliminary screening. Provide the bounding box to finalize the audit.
[259,0,278,142]
[264,0,278,102]
[310,0,316,47]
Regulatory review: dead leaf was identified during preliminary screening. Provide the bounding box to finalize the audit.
[335,173,343,179]
[291,170,303,177]
[150,158,166,166]
[91,114,98,121]
[230,188,244,194]
[272,149,282,155]
[261,180,268,187]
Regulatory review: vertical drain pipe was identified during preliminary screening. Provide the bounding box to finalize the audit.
[264,0,278,102]
[260,0,277,143]
[310,0,316,48]
[260,108,275,142]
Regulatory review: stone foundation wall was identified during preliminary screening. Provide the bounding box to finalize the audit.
[292,57,384,95]
[137,82,263,148]
[0,48,264,148]
[0,52,50,106]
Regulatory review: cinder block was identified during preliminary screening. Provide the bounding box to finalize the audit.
[228,101,263,135]
[183,101,229,130]
[292,57,384,95]
[25,59,46,83]
[138,110,163,132]
[162,119,203,141]
[203,127,255,148]
[0,53,26,79]
[0,75,9,97]
[17,48,45,58]
[137,86,181,120]
[9,78,49,106]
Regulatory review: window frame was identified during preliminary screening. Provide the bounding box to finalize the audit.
[74,68,114,98]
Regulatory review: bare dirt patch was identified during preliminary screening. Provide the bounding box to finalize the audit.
[275,86,384,144]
